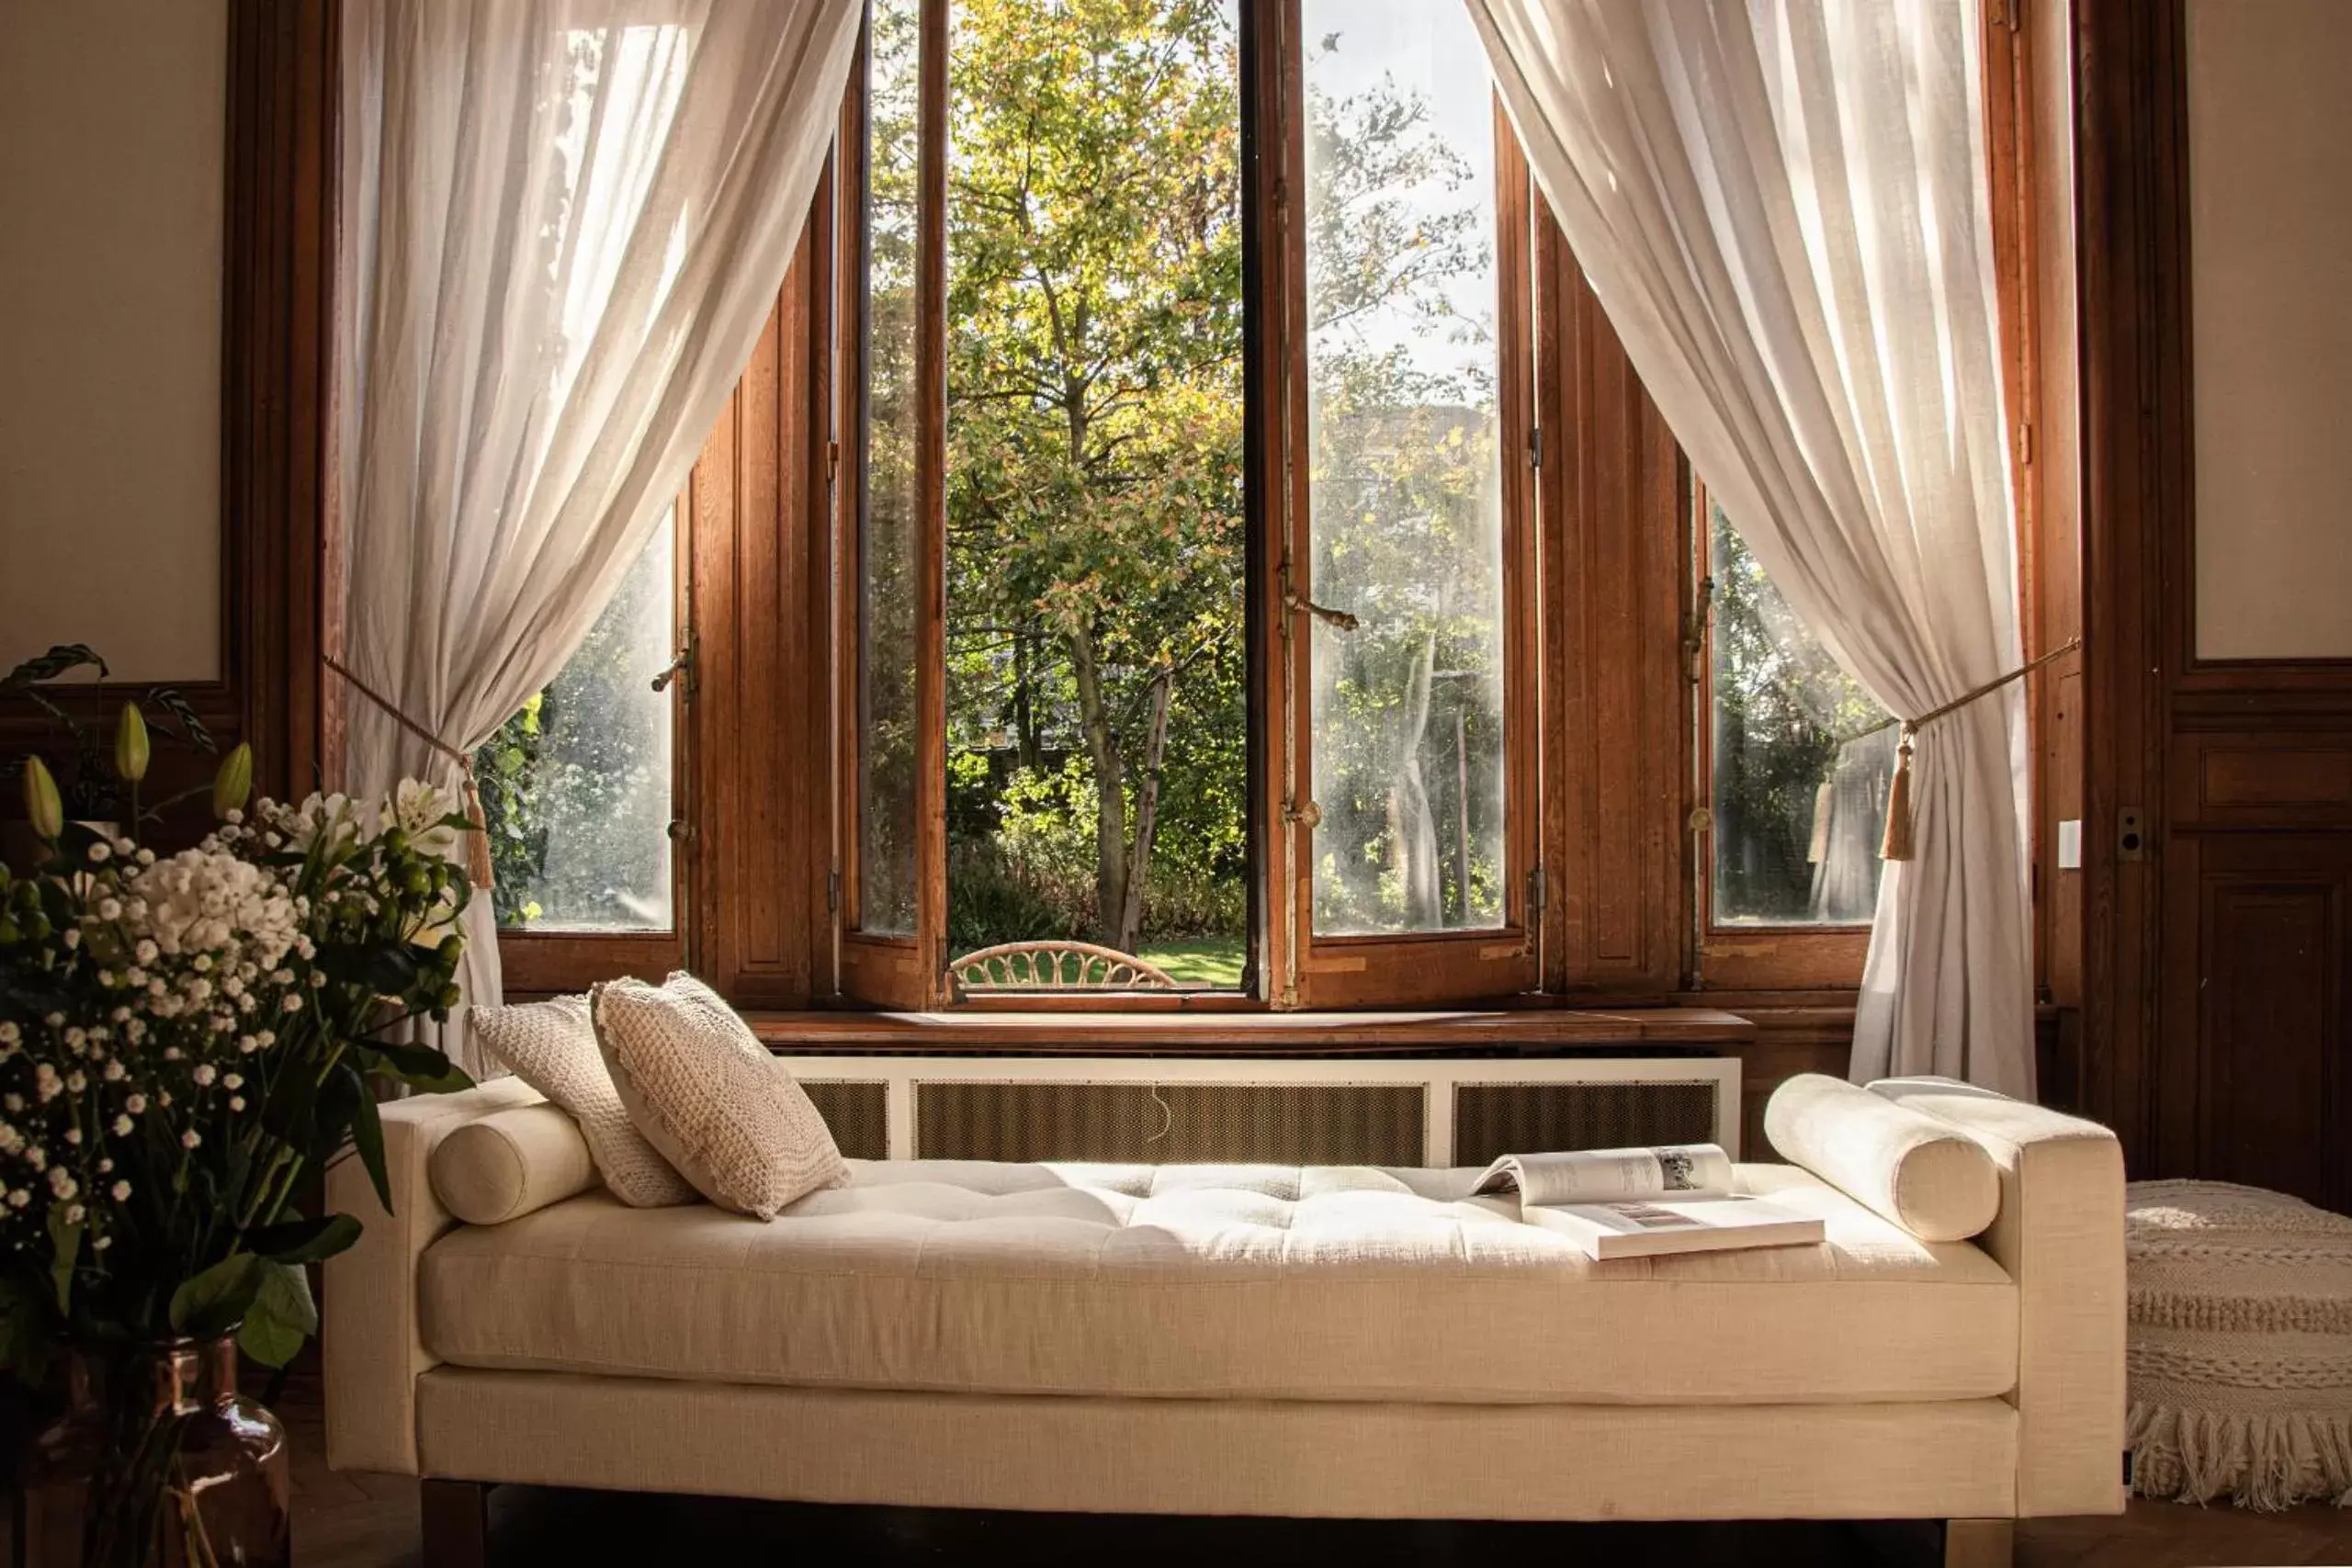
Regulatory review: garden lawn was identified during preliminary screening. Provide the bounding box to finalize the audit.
[1137,938,1247,990]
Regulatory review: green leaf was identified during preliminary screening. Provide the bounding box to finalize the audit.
[141,684,217,753]
[169,1251,265,1337]
[314,940,424,997]
[245,1212,361,1265]
[345,1075,391,1214]
[46,1203,82,1316]
[360,1040,473,1094]
[2,643,107,688]
[237,1262,317,1369]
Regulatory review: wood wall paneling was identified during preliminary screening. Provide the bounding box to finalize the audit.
[2163,836,2350,1212]
[2077,0,2352,1204]
[4,1,334,842]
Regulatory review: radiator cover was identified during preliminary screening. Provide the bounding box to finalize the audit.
[781,1056,1739,1168]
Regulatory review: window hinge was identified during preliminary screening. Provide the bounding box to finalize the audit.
[1525,863,1547,917]
[828,870,841,914]
[827,438,841,491]
[1683,574,1714,683]
[2017,420,2033,467]
[1529,425,1543,469]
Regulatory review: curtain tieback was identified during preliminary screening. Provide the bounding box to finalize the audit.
[322,657,496,890]
[1879,637,2081,863]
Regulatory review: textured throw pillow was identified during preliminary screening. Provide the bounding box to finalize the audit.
[469,995,698,1209]
[591,972,844,1219]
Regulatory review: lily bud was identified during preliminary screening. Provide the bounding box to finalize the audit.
[114,703,150,784]
[212,742,254,819]
[21,755,63,840]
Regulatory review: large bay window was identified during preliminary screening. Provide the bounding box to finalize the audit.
[471,0,2041,1021]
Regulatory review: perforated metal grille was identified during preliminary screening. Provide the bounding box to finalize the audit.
[913,1081,1426,1166]
[800,1079,888,1161]
[1453,1080,1720,1168]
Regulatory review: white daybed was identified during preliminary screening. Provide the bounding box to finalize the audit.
[322,1074,2124,1566]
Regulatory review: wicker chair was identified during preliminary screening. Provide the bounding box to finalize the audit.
[948,941,1178,993]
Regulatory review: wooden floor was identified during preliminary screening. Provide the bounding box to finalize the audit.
[14,1378,2352,1566]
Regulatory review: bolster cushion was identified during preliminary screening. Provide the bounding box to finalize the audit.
[428,1101,602,1225]
[1764,1074,1998,1242]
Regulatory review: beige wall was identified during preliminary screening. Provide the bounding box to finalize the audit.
[2187,0,2352,660]
[0,0,228,683]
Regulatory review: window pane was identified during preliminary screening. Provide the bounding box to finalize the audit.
[1708,499,1896,925]
[475,513,676,932]
[940,0,1247,985]
[1304,1,1507,937]
[859,0,922,935]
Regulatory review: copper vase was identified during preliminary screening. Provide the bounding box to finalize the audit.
[13,1337,290,1568]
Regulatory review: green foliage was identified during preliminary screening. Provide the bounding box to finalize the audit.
[919,1,1495,962]
[933,0,1246,956]
[2,645,216,820]
[1707,504,1892,923]
[474,529,676,931]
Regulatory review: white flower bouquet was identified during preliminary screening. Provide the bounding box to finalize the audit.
[0,712,476,1377]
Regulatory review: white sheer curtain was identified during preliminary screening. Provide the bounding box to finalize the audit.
[337,0,861,1069]
[1465,0,2033,1095]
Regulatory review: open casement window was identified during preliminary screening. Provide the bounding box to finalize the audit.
[834,0,939,1009]
[481,500,692,994]
[1692,483,1892,990]
[830,0,1541,1010]
[1256,1,1540,1008]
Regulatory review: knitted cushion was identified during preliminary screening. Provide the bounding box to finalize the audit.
[591,973,845,1220]
[469,995,697,1209]
[2124,1179,2352,1510]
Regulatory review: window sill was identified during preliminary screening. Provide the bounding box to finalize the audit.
[744,1006,1753,1055]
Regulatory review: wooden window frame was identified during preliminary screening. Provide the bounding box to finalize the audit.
[493,498,694,996]
[1688,476,1877,993]
[833,0,943,1010]
[827,0,1546,1011]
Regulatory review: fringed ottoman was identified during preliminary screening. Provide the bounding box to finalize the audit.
[2125,1179,2352,1509]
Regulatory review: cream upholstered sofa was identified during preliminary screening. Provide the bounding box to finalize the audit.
[322,1072,2125,1563]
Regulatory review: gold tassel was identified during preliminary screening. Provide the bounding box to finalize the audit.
[1880,726,1917,863]
[458,764,495,890]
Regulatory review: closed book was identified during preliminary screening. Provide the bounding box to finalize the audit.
[1521,1195,1826,1260]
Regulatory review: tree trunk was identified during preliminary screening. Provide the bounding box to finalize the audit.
[1012,626,1043,773]
[1069,624,1128,943]
[1116,665,1175,953]
[1385,633,1442,928]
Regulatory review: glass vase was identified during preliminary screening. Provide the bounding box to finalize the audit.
[14,1336,290,1568]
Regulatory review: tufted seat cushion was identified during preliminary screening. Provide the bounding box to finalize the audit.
[417,1158,2018,1406]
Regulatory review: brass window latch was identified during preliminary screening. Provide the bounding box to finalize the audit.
[651,633,697,699]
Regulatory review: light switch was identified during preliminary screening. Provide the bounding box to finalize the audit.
[2055,818,2082,871]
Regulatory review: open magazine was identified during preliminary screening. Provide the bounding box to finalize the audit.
[1472,1144,1825,1260]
